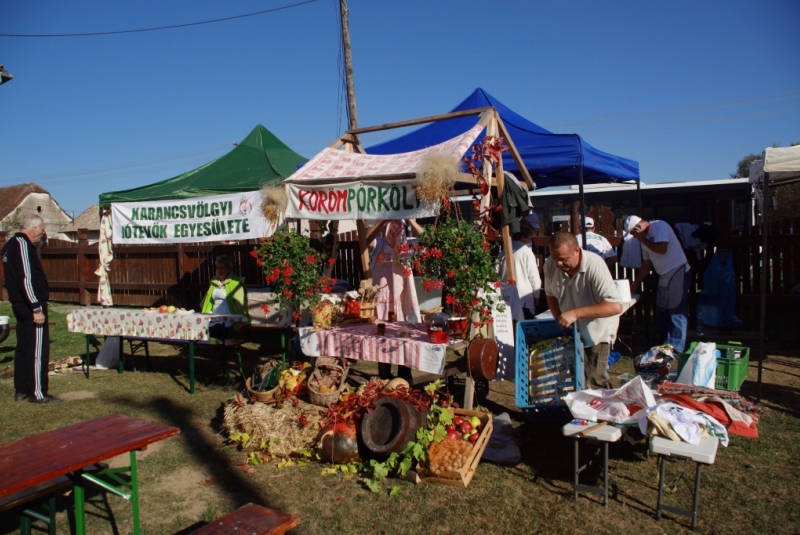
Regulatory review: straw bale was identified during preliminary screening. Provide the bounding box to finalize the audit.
[223,397,325,456]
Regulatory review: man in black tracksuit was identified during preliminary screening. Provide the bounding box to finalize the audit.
[1,214,57,403]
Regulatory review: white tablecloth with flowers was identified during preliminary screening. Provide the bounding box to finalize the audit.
[298,321,446,375]
[66,308,247,341]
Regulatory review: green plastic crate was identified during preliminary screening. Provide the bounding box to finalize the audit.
[677,342,750,392]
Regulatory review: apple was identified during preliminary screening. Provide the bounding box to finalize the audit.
[468,432,480,445]
[446,431,460,441]
[167,305,176,313]
[445,424,457,434]
[452,416,466,426]
[462,433,472,441]
[470,416,482,429]
[458,421,472,434]
[158,305,168,313]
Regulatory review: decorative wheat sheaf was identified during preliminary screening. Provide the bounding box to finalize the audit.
[415,154,461,203]
[260,185,287,223]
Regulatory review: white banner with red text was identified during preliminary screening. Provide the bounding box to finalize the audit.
[284,179,440,221]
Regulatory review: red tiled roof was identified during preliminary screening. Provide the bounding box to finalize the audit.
[0,183,50,220]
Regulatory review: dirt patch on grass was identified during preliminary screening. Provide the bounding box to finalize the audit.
[58,390,96,400]
[149,465,221,521]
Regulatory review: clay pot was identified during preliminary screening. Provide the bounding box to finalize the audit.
[360,397,427,459]
[318,421,360,464]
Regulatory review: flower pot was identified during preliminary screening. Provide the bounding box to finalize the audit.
[447,317,469,337]
[428,329,450,344]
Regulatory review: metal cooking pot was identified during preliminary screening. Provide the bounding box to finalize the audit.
[467,338,499,381]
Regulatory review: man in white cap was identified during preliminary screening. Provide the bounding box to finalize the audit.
[627,215,691,352]
[575,216,617,271]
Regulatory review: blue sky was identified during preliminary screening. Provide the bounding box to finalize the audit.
[1,0,798,218]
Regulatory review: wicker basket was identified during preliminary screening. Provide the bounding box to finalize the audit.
[307,363,348,407]
[245,376,280,403]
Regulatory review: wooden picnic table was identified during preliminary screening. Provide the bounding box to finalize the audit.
[0,414,180,535]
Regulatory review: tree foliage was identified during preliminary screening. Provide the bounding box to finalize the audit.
[730,153,761,178]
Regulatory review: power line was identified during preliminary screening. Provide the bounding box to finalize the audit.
[0,0,318,38]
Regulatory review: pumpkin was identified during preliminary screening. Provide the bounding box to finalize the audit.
[318,421,360,464]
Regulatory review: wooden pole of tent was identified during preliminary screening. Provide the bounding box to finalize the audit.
[758,172,768,403]
[490,112,516,285]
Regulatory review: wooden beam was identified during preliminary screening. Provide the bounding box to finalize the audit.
[496,115,536,190]
[346,107,493,135]
[490,113,516,285]
[355,219,371,280]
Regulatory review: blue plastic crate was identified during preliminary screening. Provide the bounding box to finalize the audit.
[515,318,584,422]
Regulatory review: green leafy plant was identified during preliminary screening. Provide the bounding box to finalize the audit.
[358,379,453,493]
[251,227,335,322]
[407,209,503,329]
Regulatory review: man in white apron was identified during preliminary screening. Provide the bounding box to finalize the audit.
[627,216,691,352]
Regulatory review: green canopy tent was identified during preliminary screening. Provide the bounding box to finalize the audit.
[99,124,308,207]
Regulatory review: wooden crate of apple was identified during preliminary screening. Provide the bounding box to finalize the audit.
[415,409,493,488]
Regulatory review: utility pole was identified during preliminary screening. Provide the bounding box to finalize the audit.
[326,0,358,279]
[339,0,358,129]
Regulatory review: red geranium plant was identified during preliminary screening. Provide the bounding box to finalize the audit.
[251,227,335,322]
[407,207,504,331]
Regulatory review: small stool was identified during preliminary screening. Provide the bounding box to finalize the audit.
[562,422,622,506]
[650,436,719,530]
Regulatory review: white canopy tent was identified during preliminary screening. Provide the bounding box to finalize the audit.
[748,145,800,401]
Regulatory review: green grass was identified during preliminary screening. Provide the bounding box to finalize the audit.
[1,302,799,534]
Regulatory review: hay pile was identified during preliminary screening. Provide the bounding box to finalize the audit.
[222,396,325,456]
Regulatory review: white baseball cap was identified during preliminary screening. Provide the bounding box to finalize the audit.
[624,215,642,236]
[584,216,594,228]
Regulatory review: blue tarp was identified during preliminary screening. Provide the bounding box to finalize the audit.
[366,88,639,188]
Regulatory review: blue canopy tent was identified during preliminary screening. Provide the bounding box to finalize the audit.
[367,88,640,188]
[366,88,640,244]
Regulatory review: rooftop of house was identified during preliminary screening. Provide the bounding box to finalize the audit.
[61,205,100,232]
[0,183,50,220]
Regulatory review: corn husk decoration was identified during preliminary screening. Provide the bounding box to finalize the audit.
[415,153,461,204]
[260,185,287,224]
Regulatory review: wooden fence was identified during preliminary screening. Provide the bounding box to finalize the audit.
[2,211,797,335]
[0,230,364,310]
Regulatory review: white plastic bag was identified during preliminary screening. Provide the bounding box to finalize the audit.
[565,375,658,424]
[95,336,121,369]
[676,342,716,388]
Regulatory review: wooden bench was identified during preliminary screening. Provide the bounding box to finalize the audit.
[0,463,106,535]
[191,503,299,535]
